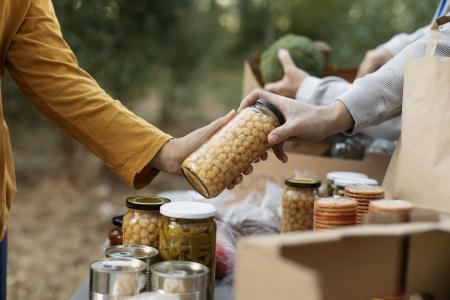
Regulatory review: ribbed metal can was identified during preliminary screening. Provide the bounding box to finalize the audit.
[89,257,146,300]
[106,244,159,292]
[151,261,209,300]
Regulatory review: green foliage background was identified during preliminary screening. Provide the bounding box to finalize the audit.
[1,0,438,181]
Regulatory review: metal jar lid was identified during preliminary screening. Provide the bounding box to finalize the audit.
[112,215,124,227]
[151,261,209,296]
[126,196,171,211]
[285,178,321,188]
[106,244,159,260]
[256,98,286,124]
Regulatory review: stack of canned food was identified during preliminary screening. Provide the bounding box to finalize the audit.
[91,196,217,300]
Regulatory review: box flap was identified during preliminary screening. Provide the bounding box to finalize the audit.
[235,222,450,300]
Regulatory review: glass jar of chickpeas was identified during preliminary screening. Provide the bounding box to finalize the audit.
[182,99,285,198]
[122,196,170,248]
[281,178,320,233]
[159,201,216,300]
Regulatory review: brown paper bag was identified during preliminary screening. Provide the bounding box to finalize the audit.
[383,16,450,213]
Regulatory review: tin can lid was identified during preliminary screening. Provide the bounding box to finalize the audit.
[335,177,378,187]
[151,261,209,278]
[256,98,286,124]
[106,244,159,260]
[90,258,146,273]
[326,171,368,181]
[126,196,170,211]
[285,178,321,188]
[160,201,216,219]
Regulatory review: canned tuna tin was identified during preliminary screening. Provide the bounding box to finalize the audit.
[89,257,146,300]
[151,261,209,300]
[105,244,159,292]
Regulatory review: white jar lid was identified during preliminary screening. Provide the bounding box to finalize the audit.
[334,177,378,187]
[160,201,216,219]
[326,171,368,181]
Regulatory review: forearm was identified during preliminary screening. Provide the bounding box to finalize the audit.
[378,26,428,56]
[296,76,351,105]
[337,25,450,133]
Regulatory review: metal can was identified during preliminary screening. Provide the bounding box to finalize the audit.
[151,261,209,300]
[106,244,159,292]
[89,257,146,300]
[159,201,216,300]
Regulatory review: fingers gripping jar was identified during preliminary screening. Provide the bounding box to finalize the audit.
[159,201,216,300]
[281,178,320,233]
[182,99,285,198]
[123,196,170,248]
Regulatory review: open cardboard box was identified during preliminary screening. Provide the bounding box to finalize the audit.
[235,216,450,300]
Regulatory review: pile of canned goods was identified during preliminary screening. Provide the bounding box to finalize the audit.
[90,197,217,300]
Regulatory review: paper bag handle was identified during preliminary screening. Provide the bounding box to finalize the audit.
[425,16,450,57]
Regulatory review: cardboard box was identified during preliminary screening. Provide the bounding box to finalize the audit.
[235,219,450,300]
[232,150,391,199]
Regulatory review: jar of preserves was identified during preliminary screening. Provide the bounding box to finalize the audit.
[325,171,368,197]
[108,215,124,246]
[281,178,320,233]
[123,196,170,248]
[182,99,285,198]
[333,177,378,197]
[159,201,216,300]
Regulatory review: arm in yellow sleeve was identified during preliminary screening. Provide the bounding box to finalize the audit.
[5,0,172,188]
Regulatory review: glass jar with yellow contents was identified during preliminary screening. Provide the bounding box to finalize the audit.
[281,178,321,233]
[122,196,170,248]
[182,99,285,198]
[159,201,216,300]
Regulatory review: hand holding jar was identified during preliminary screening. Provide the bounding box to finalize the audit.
[182,99,285,198]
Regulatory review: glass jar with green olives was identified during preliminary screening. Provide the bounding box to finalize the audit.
[159,201,216,300]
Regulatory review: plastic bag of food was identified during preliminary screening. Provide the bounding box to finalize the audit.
[215,221,239,280]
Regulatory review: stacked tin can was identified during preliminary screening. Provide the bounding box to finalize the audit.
[151,261,209,300]
[89,258,146,299]
[106,244,159,292]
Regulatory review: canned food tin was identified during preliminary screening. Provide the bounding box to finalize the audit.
[89,257,146,300]
[106,244,159,292]
[151,261,209,300]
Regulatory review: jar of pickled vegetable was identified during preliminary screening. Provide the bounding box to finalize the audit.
[123,196,170,248]
[159,201,217,300]
[182,99,285,198]
[281,178,320,233]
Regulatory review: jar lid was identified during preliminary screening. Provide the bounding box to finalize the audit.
[285,178,321,188]
[256,98,286,124]
[326,171,368,181]
[126,196,171,211]
[334,177,378,187]
[160,201,216,219]
[112,215,124,227]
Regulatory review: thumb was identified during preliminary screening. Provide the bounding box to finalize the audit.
[202,109,236,139]
[278,48,296,73]
[267,123,293,145]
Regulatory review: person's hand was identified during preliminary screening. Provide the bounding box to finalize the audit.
[357,48,393,78]
[239,89,354,162]
[264,49,309,98]
[150,110,267,187]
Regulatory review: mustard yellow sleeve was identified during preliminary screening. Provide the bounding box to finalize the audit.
[5,0,172,188]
